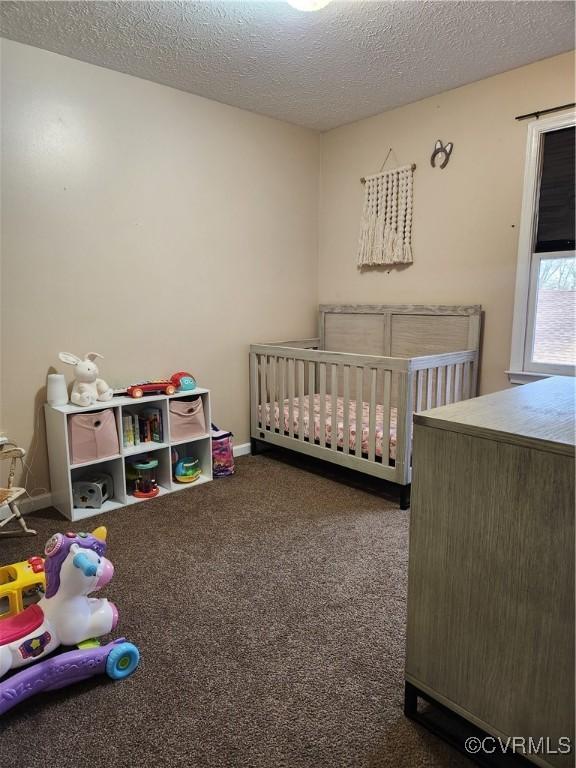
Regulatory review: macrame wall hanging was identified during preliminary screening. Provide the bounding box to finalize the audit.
[357,160,415,267]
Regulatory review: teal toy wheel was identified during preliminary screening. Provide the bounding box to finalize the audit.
[105,642,140,680]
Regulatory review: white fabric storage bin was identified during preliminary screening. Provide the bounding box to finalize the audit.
[169,397,206,441]
[68,409,119,464]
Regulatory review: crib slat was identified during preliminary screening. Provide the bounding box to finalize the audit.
[298,360,305,442]
[343,366,350,455]
[395,371,414,485]
[308,361,315,442]
[279,357,286,434]
[319,363,326,448]
[381,370,391,465]
[463,360,471,400]
[415,369,425,412]
[445,364,454,405]
[368,368,377,462]
[260,355,268,433]
[288,358,295,438]
[268,356,276,432]
[471,357,479,397]
[436,366,444,407]
[355,366,363,457]
[426,368,434,410]
[454,363,463,402]
[331,364,338,450]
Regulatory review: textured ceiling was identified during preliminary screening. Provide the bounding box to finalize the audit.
[1,1,574,130]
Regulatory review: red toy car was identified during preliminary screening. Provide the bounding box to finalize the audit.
[126,381,176,398]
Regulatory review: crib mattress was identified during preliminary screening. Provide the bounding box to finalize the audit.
[259,395,398,461]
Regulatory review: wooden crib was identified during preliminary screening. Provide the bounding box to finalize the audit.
[249,304,482,508]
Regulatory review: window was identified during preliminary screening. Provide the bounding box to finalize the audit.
[509,113,575,382]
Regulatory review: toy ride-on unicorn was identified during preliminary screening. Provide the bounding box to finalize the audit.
[0,526,139,715]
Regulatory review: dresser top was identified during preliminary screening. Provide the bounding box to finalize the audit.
[414,376,575,456]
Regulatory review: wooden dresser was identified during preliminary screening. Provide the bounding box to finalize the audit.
[405,376,575,767]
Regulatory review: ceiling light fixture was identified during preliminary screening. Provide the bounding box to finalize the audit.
[287,0,332,11]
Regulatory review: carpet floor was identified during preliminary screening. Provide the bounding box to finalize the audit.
[0,455,469,768]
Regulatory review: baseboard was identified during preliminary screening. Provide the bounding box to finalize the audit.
[0,492,53,520]
[21,492,53,514]
[233,442,251,458]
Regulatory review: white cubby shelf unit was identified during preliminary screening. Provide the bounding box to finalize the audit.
[44,388,212,521]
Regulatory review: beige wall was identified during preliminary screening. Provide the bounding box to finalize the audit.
[318,51,575,395]
[0,40,319,492]
[1,39,574,498]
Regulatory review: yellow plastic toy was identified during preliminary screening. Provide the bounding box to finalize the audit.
[0,556,46,619]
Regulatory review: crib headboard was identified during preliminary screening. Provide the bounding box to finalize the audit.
[319,304,482,358]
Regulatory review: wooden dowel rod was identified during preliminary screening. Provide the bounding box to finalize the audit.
[361,163,416,184]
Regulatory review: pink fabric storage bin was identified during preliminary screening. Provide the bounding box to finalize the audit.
[169,397,206,441]
[68,409,119,465]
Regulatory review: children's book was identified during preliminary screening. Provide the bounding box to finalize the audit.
[141,407,163,442]
[122,414,134,447]
[132,413,140,446]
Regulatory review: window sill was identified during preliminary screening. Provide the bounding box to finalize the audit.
[506,370,551,385]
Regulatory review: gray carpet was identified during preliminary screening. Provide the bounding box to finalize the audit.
[0,455,468,768]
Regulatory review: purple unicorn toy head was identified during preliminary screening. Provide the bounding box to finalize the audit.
[44,526,108,598]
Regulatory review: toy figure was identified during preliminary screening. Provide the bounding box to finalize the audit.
[58,352,113,407]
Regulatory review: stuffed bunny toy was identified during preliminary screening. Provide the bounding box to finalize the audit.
[58,352,114,407]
